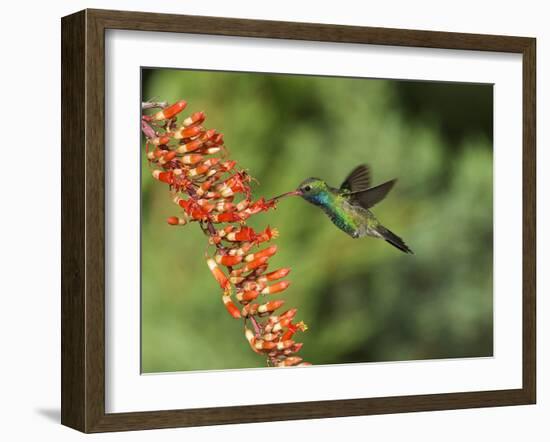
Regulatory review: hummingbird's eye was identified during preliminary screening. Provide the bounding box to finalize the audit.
[303,185,311,192]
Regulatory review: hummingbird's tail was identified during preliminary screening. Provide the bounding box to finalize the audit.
[376,225,414,254]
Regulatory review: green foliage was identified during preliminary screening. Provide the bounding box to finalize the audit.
[141,69,493,372]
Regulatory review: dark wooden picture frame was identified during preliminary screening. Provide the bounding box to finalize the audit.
[61,8,536,433]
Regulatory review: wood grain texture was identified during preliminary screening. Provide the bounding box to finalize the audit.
[522,38,536,404]
[89,8,533,52]
[61,8,537,433]
[84,9,107,432]
[61,10,86,431]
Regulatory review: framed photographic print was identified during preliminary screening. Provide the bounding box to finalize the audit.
[61,9,536,433]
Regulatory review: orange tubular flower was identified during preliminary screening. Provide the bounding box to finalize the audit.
[151,100,187,121]
[142,99,308,368]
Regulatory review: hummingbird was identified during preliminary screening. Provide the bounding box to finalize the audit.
[273,164,413,254]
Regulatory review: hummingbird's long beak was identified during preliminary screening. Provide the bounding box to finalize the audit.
[270,189,302,202]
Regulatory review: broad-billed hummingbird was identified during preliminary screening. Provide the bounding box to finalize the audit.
[273,164,413,254]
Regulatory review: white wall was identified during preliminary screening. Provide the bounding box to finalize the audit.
[0,1,546,440]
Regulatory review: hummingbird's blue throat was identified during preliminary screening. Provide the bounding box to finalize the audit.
[307,191,330,207]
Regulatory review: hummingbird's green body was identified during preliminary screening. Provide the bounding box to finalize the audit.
[304,184,380,239]
[292,165,413,254]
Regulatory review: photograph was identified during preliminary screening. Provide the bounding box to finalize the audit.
[140,67,494,373]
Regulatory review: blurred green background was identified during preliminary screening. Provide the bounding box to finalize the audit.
[141,68,493,373]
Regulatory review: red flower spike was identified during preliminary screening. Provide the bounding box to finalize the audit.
[143,99,308,367]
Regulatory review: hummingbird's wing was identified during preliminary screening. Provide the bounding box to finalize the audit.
[340,164,371,193]
[349,179,397,209]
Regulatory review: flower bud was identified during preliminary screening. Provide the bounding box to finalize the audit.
[152,100,187,120]
[182,111,205,127]
[167,216,187,226]
[261,281,290,295]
